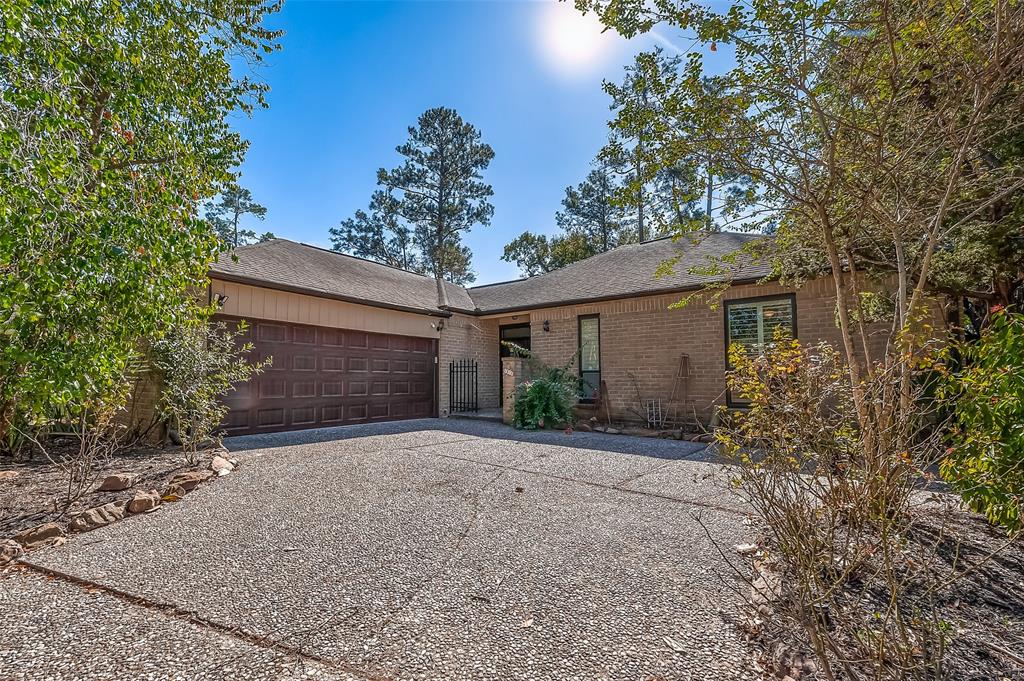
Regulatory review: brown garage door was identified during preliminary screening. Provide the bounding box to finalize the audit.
[218,316,437,435]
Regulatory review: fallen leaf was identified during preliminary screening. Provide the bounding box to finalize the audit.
[521,618,534,628]
[664,636,686,653]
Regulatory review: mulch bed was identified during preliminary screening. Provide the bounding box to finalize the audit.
[1,442,219,540]
[745,501,1024,680]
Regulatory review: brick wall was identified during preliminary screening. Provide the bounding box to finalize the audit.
[524,277,926,426]
[437,314,500,415]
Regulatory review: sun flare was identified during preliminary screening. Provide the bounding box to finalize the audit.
[537,1,615,75]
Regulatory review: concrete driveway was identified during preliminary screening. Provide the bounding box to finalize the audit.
[2,420,756,680]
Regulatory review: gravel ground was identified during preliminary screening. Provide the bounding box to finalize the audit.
[4,419,756,680]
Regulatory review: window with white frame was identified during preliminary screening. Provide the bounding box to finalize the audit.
[725,296,796,361]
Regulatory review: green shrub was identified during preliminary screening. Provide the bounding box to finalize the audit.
[512,377,578,430]
[504,343,580,430]
[152,319,269,463]
[939,309,1024,534]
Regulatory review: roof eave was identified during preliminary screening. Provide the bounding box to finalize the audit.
[209,272,453,318]
[468,275,770,316]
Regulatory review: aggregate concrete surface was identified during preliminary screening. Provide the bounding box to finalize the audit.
[2,419,758,680]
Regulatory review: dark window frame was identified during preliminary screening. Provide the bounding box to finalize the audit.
[499,322,532,400]
[577,314,601,404]
[499,322,532,357]
[723,293,798,408]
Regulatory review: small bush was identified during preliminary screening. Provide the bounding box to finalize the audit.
[152,320,269,463]
[512,377,577,430]
[719,338,954,679]
[940,310,1024,534]
[505,343,580,430]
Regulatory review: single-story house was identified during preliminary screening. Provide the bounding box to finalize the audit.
[203,232,896,435]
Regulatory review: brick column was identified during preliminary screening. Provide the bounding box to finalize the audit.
[501,357,527,425]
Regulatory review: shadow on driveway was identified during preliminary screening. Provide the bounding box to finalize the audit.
[224,417,717,462]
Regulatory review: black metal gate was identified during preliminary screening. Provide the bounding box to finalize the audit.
[449,359,478,413]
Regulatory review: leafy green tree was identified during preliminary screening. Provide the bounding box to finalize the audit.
[0,0,281,451]
[205,185,270,248]
[330,190,421,271]
[583,0,1024,422]
[336,107,494,285]
[940,310,1024,534]
[501,232,598,276]
[582,0,1024,673]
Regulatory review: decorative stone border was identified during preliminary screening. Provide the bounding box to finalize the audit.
[1,451,240,565]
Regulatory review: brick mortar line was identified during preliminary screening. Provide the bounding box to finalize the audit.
[13,560,388,681]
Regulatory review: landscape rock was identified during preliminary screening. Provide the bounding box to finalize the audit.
[210,455,234,474]
[168,469,214,492]
[127,489,161,514]
[13,522,64,548]
[162,484,186,500]
[604,427,621,435]
[69,501,127,533]
[1,539,23,566]
[575,422,592,432]
[751,563,783,609]
[97,473,137,491]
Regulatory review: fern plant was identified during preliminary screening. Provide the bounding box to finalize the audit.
[503,342,581,430]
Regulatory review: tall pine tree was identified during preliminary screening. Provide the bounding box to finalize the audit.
[332,107,494,285]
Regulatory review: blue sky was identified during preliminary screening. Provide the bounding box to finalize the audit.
[231,1,696,284]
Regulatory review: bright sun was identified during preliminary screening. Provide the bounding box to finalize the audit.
[538,1,616,75]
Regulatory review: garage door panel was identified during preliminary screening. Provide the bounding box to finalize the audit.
[293,354,317,371]
[292,327,316,345]
[219,315,437,435]
[260,378,286,399]
[322,356,345,371]
[292,380,316,398]
[321,329,344,346]
[346,332,369,349]
[257,408,286,428]
[291,406,316,425]
[258,323,289,343]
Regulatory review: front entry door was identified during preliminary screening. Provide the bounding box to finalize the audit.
[499,323,532,399]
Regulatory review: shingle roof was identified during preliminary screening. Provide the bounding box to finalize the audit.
[210,239,474,316]
[208,232,771,317]
[464,231,771,313]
